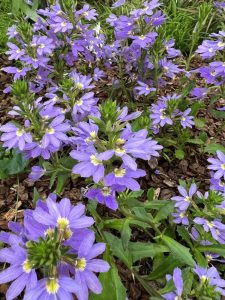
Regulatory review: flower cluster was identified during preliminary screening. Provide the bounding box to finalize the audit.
[0,194,109,300]
[149,93,194,133]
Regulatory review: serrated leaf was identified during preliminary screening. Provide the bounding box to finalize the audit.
[90,250,127,300]
[121,219,131,250]
[147,254,182,280]
[129,242,169,262]
[197,244,225,257]
[204,143,225,154]
[162,236,195,267]
[154,202,174,223]
[104,232,132,267]
[175,149,185,160]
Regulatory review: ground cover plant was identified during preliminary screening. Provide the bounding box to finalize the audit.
[1,0,225,299]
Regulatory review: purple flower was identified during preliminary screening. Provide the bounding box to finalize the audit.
[171,184,197,211]
[194,265,225,296]
[0,123,32,151]
[41,115,70,149]
[196,40,225,59]
[31,35,55,56]
[51,17,73,33]
[72,92,98,117]
[73,233,110,300]
[24,276,79,300]
[29,166,46,182]
[163,267,183,300]
[0,245,37,300]
[210,175,225,194]
[190,87,208,99]
[6,42,25,60]
[160,59,181,79]
[93,68,105,81]
[104,166,146,191]
[33,195,94,230]
[112,0,126,8]
[172,210,189,225]
[131,32,157,48]
[194,217,225,244]
[75,4,97,21]
[70,149,114,183]
[135,81,156,96]
[86,185,123,211]
[72,72,95,90]
[150,101,173,127]
[180,108,194,128]
[208,151,225,180]
[2,66,30,81]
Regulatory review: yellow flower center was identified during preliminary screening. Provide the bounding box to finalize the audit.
[75,99,83,106]
[206,221,213,228]
[17,69,22,73]
[57,217,69,230]
[45,228,54,237]
[218,41,225,47]
[139,35,146,40]
[163,66,169,72]
[16,49,21,53]
[200,275,207,283]
[22,260,32,273]
[77,258,87,271]
[16,129,24,137]
[102,187,111,196]
[61,22,67,27]
[76,82,84,90]
[90,155,102,166]
[46,278,60,294]
[46,128,55,134]
[39,43,45,48]
[114,168,126,177]
[184,196,191,202]
[221,164,225,170]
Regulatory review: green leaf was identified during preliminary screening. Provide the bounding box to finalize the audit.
[104,232,132,267]
[204,143,225,154]
[147,254,182,280]
[33,187,40,205]
[90,250,127,300]
[129,242,169,262]
[194,118,206,129]
[193,249,208,267]
[175,149,185,160]
[177,226,192,248]
[121,219,131,250]
[55,172,69,195]
[147,188,155,201]
[144,200,171,210]
[211,109,225,119]
[154,202,174,223]
[7,150,28,175]
[187,138,204,145]
[162,236,195,267]
[197,244,225,257]
[182,267,194,295]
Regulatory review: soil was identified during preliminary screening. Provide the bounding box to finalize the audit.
[0,54,223,300]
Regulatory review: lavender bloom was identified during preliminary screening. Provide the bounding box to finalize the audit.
[72,92,98,117]
[135,81,156,96]
[112,0,126,8]
[33,195,94,230]
[194,217,225,244]
[72,72,95,90]
[190,87,208,100]
[70,149,114,183]
[29,166,46,182]
[0,123,32,151]
[93,68,104,81]
[24,276,79,300]
[41,115,70,149]
[180,108,194,128]
[160,59,181,79]
[86,185,123,211]
[150,101,173,127]
[31,35,55,56]
[196,40,225,59]
[163,268,183,300]
[210,175,225,194]
[172,210,189,225]
[208,151,225,180]
[131,32,157,48]
[2,66,30,81]
[73,233,110,300]
[171,184,197,211]
[24,142,58,159]
[75,4,97,21]
[6,42,25,60]
[194,265,225,296]
[104,166,146,191]
[0,245,37,300]
[51,17,73,33]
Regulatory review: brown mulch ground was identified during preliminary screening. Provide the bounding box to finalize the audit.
[0,54,224,300]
